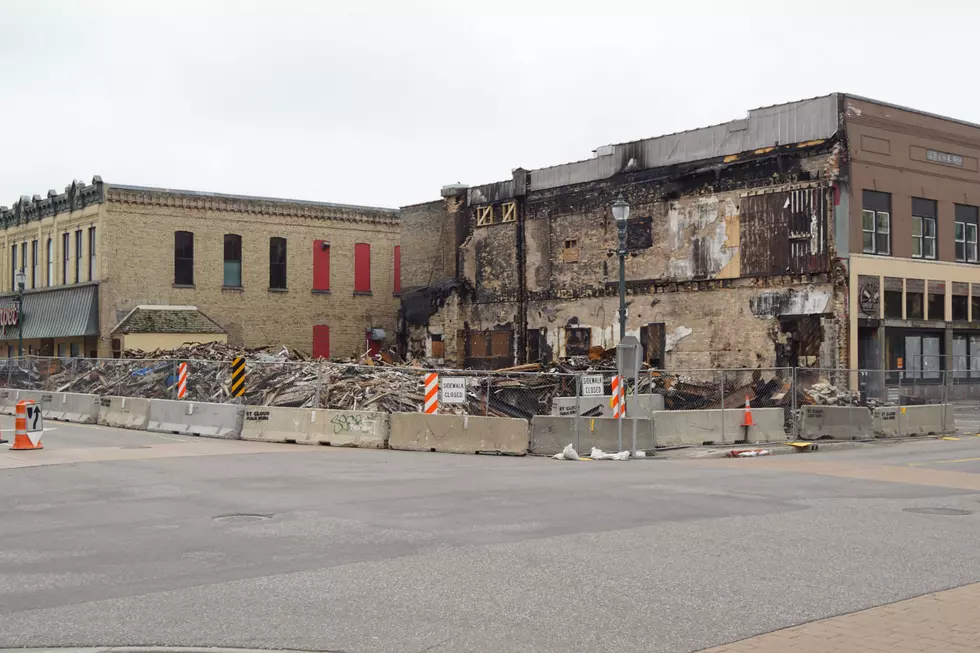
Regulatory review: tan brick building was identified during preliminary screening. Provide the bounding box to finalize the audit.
[0,177,401,359]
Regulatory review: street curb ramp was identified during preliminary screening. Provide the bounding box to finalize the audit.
[147,399,243,439]
[389,413,528,455]
[97,396,152,430]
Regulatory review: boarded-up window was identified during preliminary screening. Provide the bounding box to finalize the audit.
[566,327,591,356]
[491,331,510,357]
[475,205,493,226]
[741,188,828,276]
[313,240,330,291]
[626,216,653,250]
[469,331,487,357]
[501,201,516,223]
[354,243,371,293]
[562,238,579,263]
[431,334,444,358]
[312,325,330,359]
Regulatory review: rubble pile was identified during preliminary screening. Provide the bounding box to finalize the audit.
[803,381,862,406]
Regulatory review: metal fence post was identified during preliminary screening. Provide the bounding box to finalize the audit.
[719,370,726,444]
[574,373,581,452]
[71,357,77,392]
[314,364,322,409]
[485,374,490,416]
[631,367,638,457]
[791,367,797,439]
[172,360,178,400]
[941,369,948,435]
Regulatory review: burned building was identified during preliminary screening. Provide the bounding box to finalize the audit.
[398,93,980,384]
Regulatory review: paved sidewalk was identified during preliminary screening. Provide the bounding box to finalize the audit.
[698,581,980,652]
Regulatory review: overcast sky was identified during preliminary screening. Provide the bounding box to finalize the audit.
[1,0,978,209]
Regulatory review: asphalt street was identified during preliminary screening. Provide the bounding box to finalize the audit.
[2,418,980,653]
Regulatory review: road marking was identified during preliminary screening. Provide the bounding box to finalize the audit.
[908,456,980,467]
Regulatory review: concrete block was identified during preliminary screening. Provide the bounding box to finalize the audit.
[48,392,101,423]
[97,396,152,430]
[241,406,309,443]
[530,416,653,456]
[18,390,64,420]
[307,410,388,448]
[873,404,953,437]
[552,393,665,419]
[0,389,18,415]
[798,405,872,440]
[147,399,243,439]
[652,408,785,447]
[389,413,527,455]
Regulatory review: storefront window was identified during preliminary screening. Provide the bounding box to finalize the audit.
[927,293,945,321]
[953,336,969,379]
[905,334,941,380]
[884,291,903,319]
[906,292,924,320]
[70,342,79,358]
[952,295,969,321]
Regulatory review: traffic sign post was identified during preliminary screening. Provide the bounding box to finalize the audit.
[617,336,642,457]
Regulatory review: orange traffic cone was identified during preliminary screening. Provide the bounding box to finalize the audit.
[11,400,42,450]
[742,396,754,428]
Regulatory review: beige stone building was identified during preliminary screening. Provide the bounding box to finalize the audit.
[0,177,401,359]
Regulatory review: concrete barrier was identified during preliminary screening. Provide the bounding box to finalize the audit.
[530,416,653,456]
[873,404,953,437]
[306,409,388,448]
[97,396,152,430]
[147,399,243,439]
[241,407,388,448]
[241,406,309,443]
[45,392,101,423]
[798,405,873,440]
[17,390,63,419]
[0,389,18,415]
[552,393,665,419]
[389,413,527,455]
[652,408,785,446]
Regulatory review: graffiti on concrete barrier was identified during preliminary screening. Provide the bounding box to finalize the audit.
[331,413,374,434]
[100,397,112,407]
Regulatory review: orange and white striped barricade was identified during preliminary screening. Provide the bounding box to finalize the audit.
[424,373,439,414]
[11,399,43,450]
[610,375,626,418]
[177,362,188,399]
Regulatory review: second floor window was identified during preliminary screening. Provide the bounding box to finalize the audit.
[62,232,69,284]
[88,227,96,281]
[46,238,53,286]
[912,198,937,260]
[354,243,371,293]
[269,237,287,289]
[955,204,978,263]
[31,239,38,288]
[224,234,242,287]
[11,246,16,291]
[75,230,82,282]
[862,190,891,255]
[174,231,194,286]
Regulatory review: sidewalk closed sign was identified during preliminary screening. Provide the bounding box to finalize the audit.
[441,377,467,403]
[582,375,603,397]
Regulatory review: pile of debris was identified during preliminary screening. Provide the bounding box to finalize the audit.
[803,381,862,406]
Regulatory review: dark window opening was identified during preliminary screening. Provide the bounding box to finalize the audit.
[626,216,654,250]
[928,293,945,321]
[223,234,242,287]
[31,239,37,288]
[565,327,591,356]
[174,231,194,286]
[973,295,980,322]
[269,237,287,289]
[88,227,96,281]
[74,230,81,282]
[952,295,969,321]
[906,292,924,320]
[884,291,903,319]
[62,232,69,284]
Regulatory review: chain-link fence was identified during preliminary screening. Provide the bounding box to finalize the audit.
[2,357,958,436]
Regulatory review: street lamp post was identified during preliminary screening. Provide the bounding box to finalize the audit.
[14,268,26,358]
[611,194,630,340]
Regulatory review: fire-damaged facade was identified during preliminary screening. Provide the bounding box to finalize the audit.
[398,93,980,385]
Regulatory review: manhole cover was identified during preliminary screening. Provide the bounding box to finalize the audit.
[904,507,972,516]
[213,513,274,524]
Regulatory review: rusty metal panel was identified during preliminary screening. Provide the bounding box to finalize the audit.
[740,187,828,277]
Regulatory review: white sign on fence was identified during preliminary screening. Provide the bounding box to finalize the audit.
[441,377,467,404]
[581,374,604,397]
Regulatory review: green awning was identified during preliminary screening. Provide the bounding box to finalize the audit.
[0,283,99,341]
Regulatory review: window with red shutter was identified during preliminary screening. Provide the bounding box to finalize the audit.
[313,240,330,291]
[312,325,330,359]
[354,243,371,293]
[393,245,401,294]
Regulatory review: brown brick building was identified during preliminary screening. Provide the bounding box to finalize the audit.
[399,94,980,396]
[0,178,401,359]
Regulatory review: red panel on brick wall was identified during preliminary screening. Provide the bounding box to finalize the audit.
[354,243,371,292]
[313,240,330,291]
[313,325,330,359]
[393,245,401,294]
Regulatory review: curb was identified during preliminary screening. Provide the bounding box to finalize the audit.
[653,436,943,460]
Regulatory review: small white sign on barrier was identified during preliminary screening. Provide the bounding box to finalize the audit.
[581,375,604,397]
[441,377,467,404]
